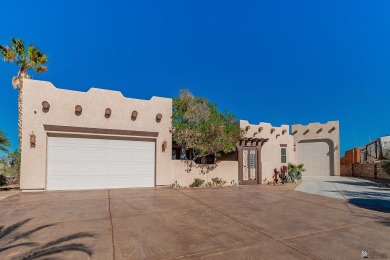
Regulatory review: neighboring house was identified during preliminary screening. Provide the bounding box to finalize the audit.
[359,136,390,164]
[20,80,340,191]
[340,148,361,165]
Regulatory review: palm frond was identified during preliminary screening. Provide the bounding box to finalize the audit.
[28,45,48,66]
[0,130,11,152]
[0,45,16,62]
[35,66,47,73]
[12,76,22,89]
[11,38,25,58]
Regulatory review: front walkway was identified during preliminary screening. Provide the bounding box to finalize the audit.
[295,176,390,211]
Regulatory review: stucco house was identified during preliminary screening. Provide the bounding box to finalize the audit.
[20,80,340,191]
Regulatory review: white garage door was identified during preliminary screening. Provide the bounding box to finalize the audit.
[47,136,155,190]
[297,141,331,176]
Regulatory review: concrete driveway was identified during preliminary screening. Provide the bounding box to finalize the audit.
[0,186,389,260]
[295,176,390,211]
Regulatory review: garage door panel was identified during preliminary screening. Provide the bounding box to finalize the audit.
[47,136,155,190]
[78,150,106,161]
[132,151,155,162]
[297,141,330,176]
[49,149,78,162]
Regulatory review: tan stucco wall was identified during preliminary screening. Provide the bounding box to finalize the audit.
[171,160,238,187]
[292,121,340,176]
[20,79,172,190]
[239,121,295,183]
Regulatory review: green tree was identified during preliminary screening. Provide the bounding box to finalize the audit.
[0,149,21,180]
[0,130,10,153]
[0,38,48,150]
[172,89,243,163]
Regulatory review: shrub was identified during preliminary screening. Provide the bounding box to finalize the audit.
[211,177,227,187]
[382,161,390,176]
[0,174,7,186]
[288,162,304,181]
[189,178,205,188]
[171,181,181,189]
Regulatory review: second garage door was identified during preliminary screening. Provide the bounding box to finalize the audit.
[297,140,332,176]
[47,136,155,190]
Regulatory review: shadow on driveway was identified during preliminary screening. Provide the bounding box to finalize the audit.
[0,218,95,260]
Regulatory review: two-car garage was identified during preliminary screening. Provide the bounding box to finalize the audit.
[47,136,155,190]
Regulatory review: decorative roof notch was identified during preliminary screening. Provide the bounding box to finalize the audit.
[156,113,163,122]
[105,108,111,118]
[131,110,138,121]
[328,127,336,133]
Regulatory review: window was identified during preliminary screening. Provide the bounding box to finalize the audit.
[281,148,287,163]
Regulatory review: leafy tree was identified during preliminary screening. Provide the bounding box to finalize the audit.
[0,38,48,150]
[0,150,21,180]
[0,130,10,153]
[172,90,243,164]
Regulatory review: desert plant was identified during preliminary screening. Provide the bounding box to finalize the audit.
[211,177,227,187]
[171,181,181,189]
[288,162,304,180]
[1,38,48,150]
[189,178,205,188]
[230,180,238,186]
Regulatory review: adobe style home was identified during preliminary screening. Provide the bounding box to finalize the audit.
[20,80,340,191]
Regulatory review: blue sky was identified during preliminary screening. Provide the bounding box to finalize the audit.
[1,0,389,155]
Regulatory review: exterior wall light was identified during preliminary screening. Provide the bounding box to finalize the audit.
[282,129,287,135]
[276,134,280,139]
[316,128,323,134]
[334,145,339,151]
[303,129,310,135]
[292,130,298,135]
[270,128,275,134]
[245,126,250,131]
[30,132,36,148]
[328,127,336,133]
[258,127,263,132]
[162,140,167,152]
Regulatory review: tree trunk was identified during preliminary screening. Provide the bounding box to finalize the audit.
[18,85,23,152]
[17,70,29,152]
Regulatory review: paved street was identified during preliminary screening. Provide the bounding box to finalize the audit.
[0,185,389,259]
[295,176,390,211]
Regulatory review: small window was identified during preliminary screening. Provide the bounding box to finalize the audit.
[281,148,287,163]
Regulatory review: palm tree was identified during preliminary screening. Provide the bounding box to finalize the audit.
[0,130,10,153]
[0,38,48,150]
